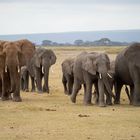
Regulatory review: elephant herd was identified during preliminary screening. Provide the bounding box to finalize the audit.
[0,39,56,102]
[62,43,140,107]
[0,39,140,107]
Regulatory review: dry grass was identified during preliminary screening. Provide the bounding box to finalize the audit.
[0,46,140,140]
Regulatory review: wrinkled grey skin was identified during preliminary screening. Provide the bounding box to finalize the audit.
[114,43,140,106]
[28,48,57,93]
[0,42,26,102]
[93,61,115,105]
[93,60,131,105]
[70,51,115,107]
[14,39,35,92]
[61,58,74,95]
[20,66,29,92]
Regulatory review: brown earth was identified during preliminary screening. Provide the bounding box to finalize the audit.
[0,47,140,140]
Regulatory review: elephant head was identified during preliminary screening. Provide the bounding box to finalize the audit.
[82,52,115,103]
[34,48,56,71]
[62,58,74,76]
[2,42,25,94]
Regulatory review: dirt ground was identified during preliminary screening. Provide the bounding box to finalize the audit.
[0,47,140,140]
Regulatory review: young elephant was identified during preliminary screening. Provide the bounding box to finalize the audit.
[20,66,29,92]
[71,51,115,107]
[61,58,74,95]
[93,60,131,105]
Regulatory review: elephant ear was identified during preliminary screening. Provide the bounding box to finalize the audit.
[82,56,97,75]
[18,50,26,67]
[124,43,140,67]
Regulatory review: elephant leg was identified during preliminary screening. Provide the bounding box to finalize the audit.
[20,78,23,91]
[94,82,99,105]
[114,81,123,104]
[133,82,140,106]
[13,75,22,102]
[43,71,49,93]
[98,79,106,107]
[129,86,134,105]
[24,71,29,92]
[1,75,7,101]
[70,79,81,103]
[83,84,86,103]
[84,82,92,105]
[67,77,73,95]
[62,75,68,94]
[105,88,112,105]
[35,68,43,93]
[31,76,35,92]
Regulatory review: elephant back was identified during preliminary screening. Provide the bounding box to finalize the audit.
[15,39,36,66]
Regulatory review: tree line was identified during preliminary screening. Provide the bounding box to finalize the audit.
[41,38,130,47]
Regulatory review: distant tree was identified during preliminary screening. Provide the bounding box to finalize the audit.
[42,40,52,46]
[74,39,84,46]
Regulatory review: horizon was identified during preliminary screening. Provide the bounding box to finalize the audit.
[0,28,140,36]
[0,0,140,35]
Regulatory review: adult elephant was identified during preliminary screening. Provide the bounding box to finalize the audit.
[29,48,57,93]
[15,39,36,92]
[61,58,74,95]
[70,52,115,107]
[114,43,140,106]
[0,41,25,101]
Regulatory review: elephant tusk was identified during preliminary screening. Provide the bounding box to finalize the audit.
[42,67,44,74]
[99,73,102,79]
[107,73,112,79]
[18,66,20,73]
[5,65,8,73]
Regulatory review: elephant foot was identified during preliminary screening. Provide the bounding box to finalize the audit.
[1,96,9,101]
[43,86,49,93]
[64,90,68,95]
[106,100,112,106]
[31,89,35,92]
[133,101,140,106]
[84,101,92,106]
[38,90,43,94]
[114,100,120,104]
[25,89,29,92]
[70,96,76,103]
[13,97,22,102]
[99,102,106,107]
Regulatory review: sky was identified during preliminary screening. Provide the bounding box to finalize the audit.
[0,0,140,35]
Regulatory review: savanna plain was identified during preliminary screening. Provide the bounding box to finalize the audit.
[0,46,140,140]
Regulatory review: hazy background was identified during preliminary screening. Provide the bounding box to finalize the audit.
[0,0,140,35]
[0,0,140,44]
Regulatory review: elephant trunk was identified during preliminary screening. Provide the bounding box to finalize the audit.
[8,65,20,93]
[100,73,115,99]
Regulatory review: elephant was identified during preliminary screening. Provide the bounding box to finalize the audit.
[114,43,140,106]
[70,51,115,107]
[61,58,75,95]
[93,60,131,105]
[0,41,25,101]
[20,66,28,91]
[28,48,57,93]
[15,39,36,92]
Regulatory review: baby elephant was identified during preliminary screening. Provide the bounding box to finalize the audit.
[20,66,29,92]
[61,58,75,95]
